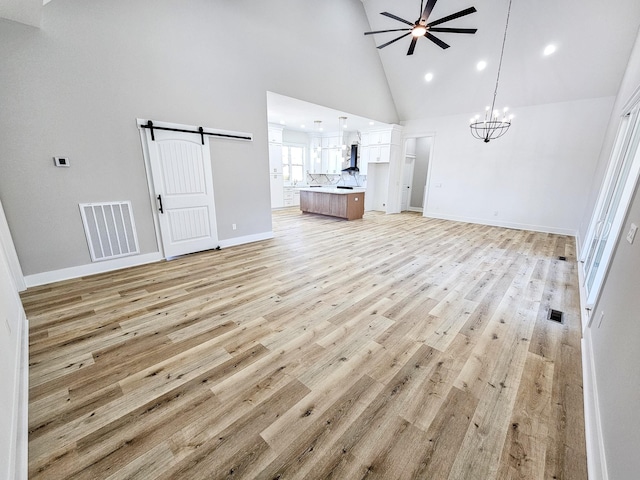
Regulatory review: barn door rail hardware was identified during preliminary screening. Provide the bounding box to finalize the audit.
[141,120,253,144]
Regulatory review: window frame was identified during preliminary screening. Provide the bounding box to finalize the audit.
[281,142,306,184]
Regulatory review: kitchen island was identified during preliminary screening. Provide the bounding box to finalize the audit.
[299,187,365,220]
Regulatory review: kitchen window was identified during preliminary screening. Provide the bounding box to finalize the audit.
[282,144,305,184]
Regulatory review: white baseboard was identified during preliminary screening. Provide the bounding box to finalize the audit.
[218,231,274,249]
[23,232,275,287]
[582,330,608,480]
[24,252,163,287]
[423,212,578,236]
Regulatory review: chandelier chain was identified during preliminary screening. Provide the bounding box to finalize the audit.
[490,0,513,116]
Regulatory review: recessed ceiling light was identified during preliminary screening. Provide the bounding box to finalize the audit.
[369,121,375,126]
[279,120,286,125]
[424,72,434,82]
[543,44,557,56]
[476,60,487,71]
[300,124,305,129]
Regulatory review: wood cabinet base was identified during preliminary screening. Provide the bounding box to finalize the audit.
[300,190,365,220]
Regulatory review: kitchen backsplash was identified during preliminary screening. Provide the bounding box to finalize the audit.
[306,172,366,188]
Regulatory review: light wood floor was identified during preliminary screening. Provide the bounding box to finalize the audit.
[24,209,587,479]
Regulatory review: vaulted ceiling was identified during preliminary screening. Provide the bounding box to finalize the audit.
[6,0,640,128]
[361,0,640,121]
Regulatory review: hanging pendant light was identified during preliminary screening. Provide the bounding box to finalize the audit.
[339,116,348,161]
[470,0,514,143]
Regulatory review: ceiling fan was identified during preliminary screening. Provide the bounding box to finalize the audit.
[364,0,477,55]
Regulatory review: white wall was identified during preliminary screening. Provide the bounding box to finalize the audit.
[0,200,27,480]
[581,28,640,480]
[0,0,41,28]
[0,0,398,277]
[579,32,640,244]
[402,97,614,234]
[585,179,640,480]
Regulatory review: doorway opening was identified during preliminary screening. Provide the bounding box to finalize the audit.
[401,137,432,213]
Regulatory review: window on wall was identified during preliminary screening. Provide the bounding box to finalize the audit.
[282,144,305,184]
[582,102,640,314]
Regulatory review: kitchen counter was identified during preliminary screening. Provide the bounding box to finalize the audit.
[299,188,365,220]
[299,186,365,194]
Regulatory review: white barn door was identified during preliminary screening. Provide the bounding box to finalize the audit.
[145,128,218,258]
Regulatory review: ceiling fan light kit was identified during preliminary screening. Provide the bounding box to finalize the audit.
[470,0,514,143]
[364,0,478,56]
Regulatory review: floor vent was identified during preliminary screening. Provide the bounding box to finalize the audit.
[558,256,567,261]
[548,309,564,323]
[79,202,139,262]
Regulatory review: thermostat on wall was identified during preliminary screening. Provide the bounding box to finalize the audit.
[53,157,70,167]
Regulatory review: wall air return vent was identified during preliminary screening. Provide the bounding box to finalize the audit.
[79,202,139,262]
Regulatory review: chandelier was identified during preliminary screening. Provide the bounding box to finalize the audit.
[470,0,514,143]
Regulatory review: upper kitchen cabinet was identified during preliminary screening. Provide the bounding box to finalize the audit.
[360,126,402,165]
[268,126,283,144]
[309,135,323,174]
[360,130,392,146]
[269,125,284,208]
[308,132,346,175]
[361,144,391,164]
[268,125,284,174]
[323,148,343,174]
[321,136,341,149]
[268,143,283,174]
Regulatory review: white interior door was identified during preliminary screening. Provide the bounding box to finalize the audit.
[401,155,415,211]
[145,129,218,258]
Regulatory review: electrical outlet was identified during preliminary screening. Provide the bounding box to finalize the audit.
[232,223,237,230]
[626,223,638,244]
[597,311,605,328]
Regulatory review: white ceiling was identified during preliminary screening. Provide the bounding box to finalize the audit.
[269,0,640,132]
[267,92,391,134]
[15,1,640,132]
[361,0,640,120]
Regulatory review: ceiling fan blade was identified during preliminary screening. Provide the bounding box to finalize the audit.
[421,0,438,23]
[427,6,477,28]
[428,27,477,34]
[425,32,450,49]
[407,37,418,55]
[364,28,412,36]
[380,11,415,26]
[377,32,412,50]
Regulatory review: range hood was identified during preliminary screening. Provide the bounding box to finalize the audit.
[342,145,359,173]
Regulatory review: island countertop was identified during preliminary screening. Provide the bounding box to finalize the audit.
[298,187,366,195]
